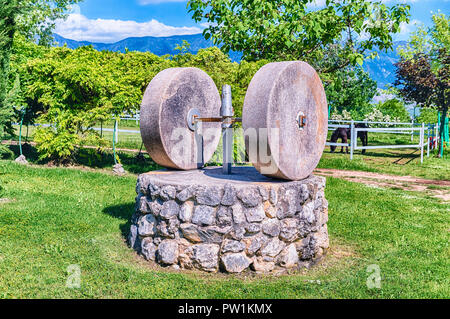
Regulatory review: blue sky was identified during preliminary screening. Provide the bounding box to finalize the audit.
[54,0,449,43]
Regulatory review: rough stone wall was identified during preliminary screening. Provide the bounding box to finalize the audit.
[128,174,329,273]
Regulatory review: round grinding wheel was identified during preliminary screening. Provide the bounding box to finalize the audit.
[140,67,221,170]
[243,61,328,181]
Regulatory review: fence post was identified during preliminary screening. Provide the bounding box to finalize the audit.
[435,124,439,149]
[420,123,424,163]
[114,119,119,144]
[411,119,414,142]
[350,120,354,160]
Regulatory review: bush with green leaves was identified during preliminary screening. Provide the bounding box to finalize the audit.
[417,107,438,124]
[375,98,411,122]
[18,43,255,162]
[325,66,378,120]
[0,0,81,159]
[19,45,173,162]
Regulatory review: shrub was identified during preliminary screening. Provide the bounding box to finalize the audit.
[0,145,14,159]
[33,126,80,163]
[364,108,400,126]
[416,107,438,124]
[376,99,411,122]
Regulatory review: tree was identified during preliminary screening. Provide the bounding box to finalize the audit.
[395,13,449,157]
[21,45,173,162]
[187,0,410,72]
[0,0,21,158]
[325,66,377,119]
[9,34,47,128]
[417,107,438,124]
[376,98,411,122]
[0,0,81,158]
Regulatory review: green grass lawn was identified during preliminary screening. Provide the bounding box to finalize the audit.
[0,160,448,298]
[319,149,450,181]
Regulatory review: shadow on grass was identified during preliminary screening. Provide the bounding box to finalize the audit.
[102,202,135,240]
[75,148,161,174]
[8,143,39,162]
[324,146,421,161]
[6,143,161,175]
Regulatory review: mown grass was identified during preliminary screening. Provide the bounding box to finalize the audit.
[319,128,450,180]
[319,148,450,180]
[0,160,448,298]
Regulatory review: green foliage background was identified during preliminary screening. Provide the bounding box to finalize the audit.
[375,98,411,122]
[0,0,81,160]
[10,39,267,161]
[8,37,411,162]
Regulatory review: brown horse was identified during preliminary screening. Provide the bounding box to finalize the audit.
[330,123,368,154]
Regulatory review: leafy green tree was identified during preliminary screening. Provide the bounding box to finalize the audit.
[16,0,83,45]
[325,66,377,119]
[0,0,21,158]
[173,45,267,117]
[376,98,411,122]
[21,45,173,162]
[188,0,410,72]
[396,13,449,157]
[0,0,81,158]
[417,107,438,124]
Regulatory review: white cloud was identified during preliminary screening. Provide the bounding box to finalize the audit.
[307,0,327,10]
[306,0,418,11]
[54,13,202,43]
[137,0,187,4]
[397,19,422,38]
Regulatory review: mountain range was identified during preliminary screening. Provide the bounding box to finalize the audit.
[53,33,403,88]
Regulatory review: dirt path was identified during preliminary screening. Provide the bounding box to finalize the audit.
[314,168,450,202]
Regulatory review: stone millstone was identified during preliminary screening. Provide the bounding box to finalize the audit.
[140,67,221,170]
[243,61,328,181]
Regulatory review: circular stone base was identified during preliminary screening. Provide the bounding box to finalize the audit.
[128,167,329,273]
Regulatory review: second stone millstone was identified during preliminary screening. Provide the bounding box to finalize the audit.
[243,61,329,181]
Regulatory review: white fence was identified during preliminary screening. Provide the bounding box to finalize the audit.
[326,120,433,163]
[12,118,439,163]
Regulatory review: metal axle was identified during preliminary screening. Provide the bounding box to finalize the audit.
[189,84,240,174]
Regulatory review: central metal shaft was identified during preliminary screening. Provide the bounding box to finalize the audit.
[221,85,233,175]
